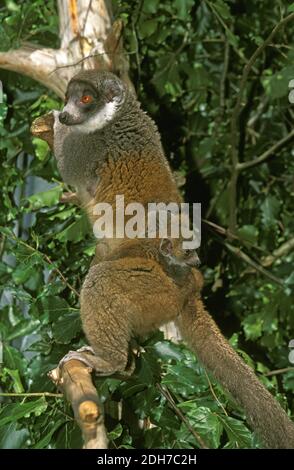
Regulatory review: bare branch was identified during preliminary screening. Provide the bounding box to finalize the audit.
[247,96,269,129]
[224,242,284,286]
[228,12,294,232]
[220,38,230,115]
[237,129,294,171]
[0,392,62,398]
[0,1,121,97]
[204,370,228,416]
[265,367,294,377]
[48,359,108,449]
[262,237,294,267]
[0,45,67,97]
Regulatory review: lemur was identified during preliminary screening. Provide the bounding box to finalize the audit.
[31,70,294,448]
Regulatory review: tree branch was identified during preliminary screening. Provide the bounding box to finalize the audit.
[265,367,294,377]
[0,1,121,98]
[0,45,67,98]
[261,237,294,267]
[224,242,284,286]
[228,12,294,232]
[48,359,108,449]
[0,392,62,397]
[236,129,294,171]
[157,383,209,449]
[219,38,230,115]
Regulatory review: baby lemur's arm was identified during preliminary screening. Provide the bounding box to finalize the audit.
[31,70,294,448]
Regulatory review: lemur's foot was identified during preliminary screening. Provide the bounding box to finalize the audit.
[58,345,140,379]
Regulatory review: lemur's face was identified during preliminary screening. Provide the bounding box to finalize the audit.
[58,72,125,133]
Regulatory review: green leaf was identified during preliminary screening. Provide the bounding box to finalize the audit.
[0,423,29,449]
[33,419,65,449]
[108,423,123,440]
[42,296,71,322]
[142,0,160,14]
[213,0,232,20]
[219,415,252,448]
[55,214,90,243]
[3,345,27,373]
[6,319,40,341]
[174,0,194,20]
[32,137,50,160]
[178,405,223,448]
[261,195,281,226]
[153,341,184,361]
[3,368,24,393]
[139,20,158,38]
[226,28,239,48]
[52,312,81,343]
[242,314,263,340]
[237,225,259,245]
[27,185,63,209]
[12,263,38,285]
[262,66,294,99]
[0,398,47,427]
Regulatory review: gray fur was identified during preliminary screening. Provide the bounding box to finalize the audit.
[53,71,164,196]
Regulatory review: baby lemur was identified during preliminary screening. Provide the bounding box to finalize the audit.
[31,70,294,448]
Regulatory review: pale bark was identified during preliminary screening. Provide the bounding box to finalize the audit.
[0,0,128,98]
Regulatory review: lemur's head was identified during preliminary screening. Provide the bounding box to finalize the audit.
[58,70,127,133]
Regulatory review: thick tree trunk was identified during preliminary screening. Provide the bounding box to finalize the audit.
[0,0,129,97]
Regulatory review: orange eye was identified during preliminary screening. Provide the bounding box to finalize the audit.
[80,95,93,104]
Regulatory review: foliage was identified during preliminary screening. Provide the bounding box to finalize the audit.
[0,0,294,449]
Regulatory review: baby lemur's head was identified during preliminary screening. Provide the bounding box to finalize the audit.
[58,70,128,133]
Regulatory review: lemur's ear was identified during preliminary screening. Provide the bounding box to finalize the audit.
[104,78,124,103]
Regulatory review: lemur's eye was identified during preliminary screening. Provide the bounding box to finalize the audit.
[80,94,93,104]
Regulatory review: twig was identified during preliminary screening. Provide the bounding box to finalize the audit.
[48,359,108,449]
[228,12,294,232]
[156,383,209,449]
[0,392,62,397]
[265,367,294,377]
[237,129,294,171]
[153,33,189,80]
[43,253,80,297]
[81,0,93,36]
[203,218,237,239]
[224,242,284,286]
[204,370,228,416]
[206,1,255,70]
[220,38,230,115]
[4,230,80,298]
[247,96,269,129]
[203,218,265,253]
[261,237,294,267]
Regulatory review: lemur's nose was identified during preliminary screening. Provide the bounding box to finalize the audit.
[59,112,69,125]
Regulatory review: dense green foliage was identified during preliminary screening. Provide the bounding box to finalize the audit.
[0,0,293,449]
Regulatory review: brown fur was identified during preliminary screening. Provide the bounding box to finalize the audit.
[31,71,294,448]
[178,299,294,448]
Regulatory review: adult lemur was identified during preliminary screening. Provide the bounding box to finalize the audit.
[31,70,294,448]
